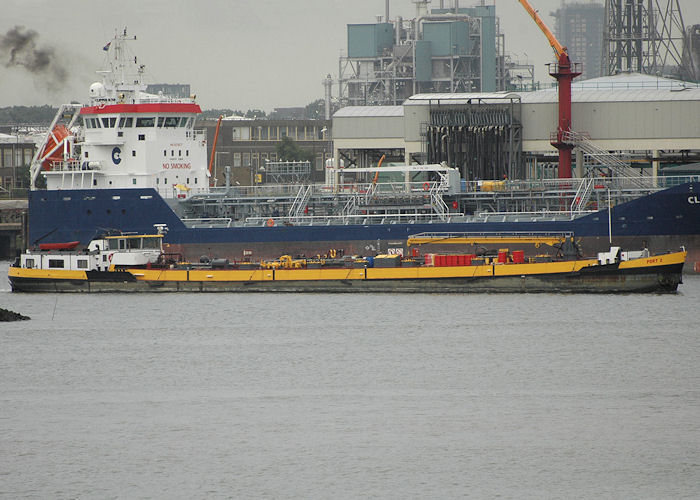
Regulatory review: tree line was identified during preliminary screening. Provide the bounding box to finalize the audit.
[1,99,330,126]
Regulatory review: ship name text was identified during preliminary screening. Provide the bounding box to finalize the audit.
[162,163,192,170]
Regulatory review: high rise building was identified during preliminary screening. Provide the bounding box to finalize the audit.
[552,2,605,80]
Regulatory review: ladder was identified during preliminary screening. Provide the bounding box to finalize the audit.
[287,185,312,221]
[570,177,593,216]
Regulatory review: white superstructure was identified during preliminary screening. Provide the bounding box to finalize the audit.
[31,29,209,197]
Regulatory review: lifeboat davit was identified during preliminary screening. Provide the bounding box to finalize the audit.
[39,124,72,171]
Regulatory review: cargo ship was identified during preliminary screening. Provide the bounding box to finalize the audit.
[27,30,700,273]
[8,232,686,293]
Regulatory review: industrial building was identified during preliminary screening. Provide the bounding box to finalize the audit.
[338,1,533,106]
[552,2,605,80]
[199,118,332,186]
[0,130,35,195]
[332,73,700,181]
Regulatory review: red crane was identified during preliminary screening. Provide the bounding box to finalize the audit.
[518,0,580,179]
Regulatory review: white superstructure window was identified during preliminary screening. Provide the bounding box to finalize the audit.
[136,117,155,127]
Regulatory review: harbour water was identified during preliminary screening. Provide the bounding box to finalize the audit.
[1,261,699,499]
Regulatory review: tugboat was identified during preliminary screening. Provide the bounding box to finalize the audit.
[8,231,686,293]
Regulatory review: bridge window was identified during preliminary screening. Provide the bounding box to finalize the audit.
[136,117,155,127]
[179,117,187,127]
[77,259,88,269]
[143,238,160,249]
[118,117,133,127]
[48,259,65,269]
[164,117,179,128]
[157,117,165,127]
[101,117,116,128]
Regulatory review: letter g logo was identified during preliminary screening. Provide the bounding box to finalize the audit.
[112,147,122,165]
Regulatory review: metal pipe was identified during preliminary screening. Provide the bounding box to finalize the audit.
[224,166,231,195]
[385,0,390,23]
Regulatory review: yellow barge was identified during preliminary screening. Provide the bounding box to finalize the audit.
[8,233,686,293]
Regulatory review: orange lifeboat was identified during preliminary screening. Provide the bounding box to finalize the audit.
[39,124,72,171]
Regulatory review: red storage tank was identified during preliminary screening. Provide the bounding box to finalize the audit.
[512,250,525,264]
[465,254,473,266]
[497,251,508,263]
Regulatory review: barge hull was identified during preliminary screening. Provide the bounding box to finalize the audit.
[9,261,684,294]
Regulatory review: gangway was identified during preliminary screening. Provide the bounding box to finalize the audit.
[561,131,648,188]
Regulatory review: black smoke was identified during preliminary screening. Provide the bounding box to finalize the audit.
[0,26,67,85]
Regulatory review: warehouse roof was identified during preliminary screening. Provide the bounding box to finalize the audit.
[519,87,700,104]
[405,92,521,105]
[333,106,404,118]
[519,72,700,103]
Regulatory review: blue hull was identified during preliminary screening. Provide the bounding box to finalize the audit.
[28,183,700,269]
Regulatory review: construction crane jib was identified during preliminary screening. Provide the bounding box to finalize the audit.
[517,0,567,59]
[517,0,580,179]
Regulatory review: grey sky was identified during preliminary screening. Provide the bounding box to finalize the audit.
[1,0,699,111]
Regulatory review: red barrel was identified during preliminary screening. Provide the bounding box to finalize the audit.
[512,250,525,264]
[498,251,508,263]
